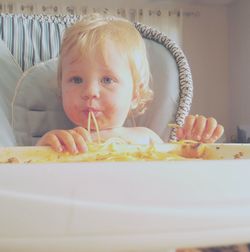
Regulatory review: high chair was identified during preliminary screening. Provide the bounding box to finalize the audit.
[0,13,193,146]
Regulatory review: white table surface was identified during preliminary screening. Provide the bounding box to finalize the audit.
[0,159,250,252]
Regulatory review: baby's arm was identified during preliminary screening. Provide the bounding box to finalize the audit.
[36,127,92,154]
[124,127,163,144]
[176,115,224,143]
[142,127,164,144]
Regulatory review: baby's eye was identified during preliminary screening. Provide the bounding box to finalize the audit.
[101,76,114,85]
[70,76,83,84]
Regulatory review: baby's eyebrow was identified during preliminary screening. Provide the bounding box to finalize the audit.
[98,65,116,74]
[70,57,80,64]
[63,70,82,77]
[64,56,82,66]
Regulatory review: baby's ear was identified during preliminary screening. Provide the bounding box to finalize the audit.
[131,83,142,109]
[132,82,142,100]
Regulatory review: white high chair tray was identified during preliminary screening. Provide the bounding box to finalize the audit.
[0,144,250,252]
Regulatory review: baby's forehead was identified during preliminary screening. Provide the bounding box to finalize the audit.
[63,38,127,63]
[62,45,130,73]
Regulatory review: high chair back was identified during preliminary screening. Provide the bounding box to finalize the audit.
[0,13,193,146]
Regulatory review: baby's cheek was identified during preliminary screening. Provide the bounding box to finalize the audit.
[62,100,76,122]
[102,98,116,114]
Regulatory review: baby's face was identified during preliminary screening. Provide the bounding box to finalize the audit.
[61,40,135,130]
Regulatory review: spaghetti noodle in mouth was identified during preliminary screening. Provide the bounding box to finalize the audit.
[87,111,101,144]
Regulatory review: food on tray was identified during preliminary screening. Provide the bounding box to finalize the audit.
[179,141,206,158]
[0,139,217,164]
[1,113,247,164]
[233,151,244,159]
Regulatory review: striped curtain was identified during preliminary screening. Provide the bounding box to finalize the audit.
[0,14,80,70]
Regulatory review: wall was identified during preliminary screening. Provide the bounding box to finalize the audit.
[228,0,250,140]
[180,4,230,141]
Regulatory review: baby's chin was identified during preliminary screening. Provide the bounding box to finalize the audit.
[75,118,125,131]
[90,125,123,131]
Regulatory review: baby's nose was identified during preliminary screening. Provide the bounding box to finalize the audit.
[81,82,100,100]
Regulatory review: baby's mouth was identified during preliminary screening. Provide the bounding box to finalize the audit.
[83,108,102,118]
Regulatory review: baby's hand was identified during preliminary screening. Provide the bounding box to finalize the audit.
[36,127,92,153]
[176,115,224,143]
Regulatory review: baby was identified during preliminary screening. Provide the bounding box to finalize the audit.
[37,13,224,153]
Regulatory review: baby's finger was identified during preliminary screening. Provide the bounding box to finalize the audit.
[208,124,224,143]
[176,127,185,140]
[201,117,217,141]
[55,130,78,154]
[70,130,88,153]
[73,127,93,143]
[191,115,207,141]
[183,115,197,139]
[39,133,64,152]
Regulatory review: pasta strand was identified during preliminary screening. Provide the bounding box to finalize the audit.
[87,111,91,133]
[91,111,101,144]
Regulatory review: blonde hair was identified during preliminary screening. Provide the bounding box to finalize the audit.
[58,13,153,116]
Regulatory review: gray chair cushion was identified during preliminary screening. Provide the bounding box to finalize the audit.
[12,58,74,146]
[134,22,193,141]
[0,39,22,146]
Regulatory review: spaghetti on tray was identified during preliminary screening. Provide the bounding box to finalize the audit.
[0,112,214,164]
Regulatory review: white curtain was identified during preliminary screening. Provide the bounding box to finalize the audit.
[85,7,182,45]
[1,3,183,45]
